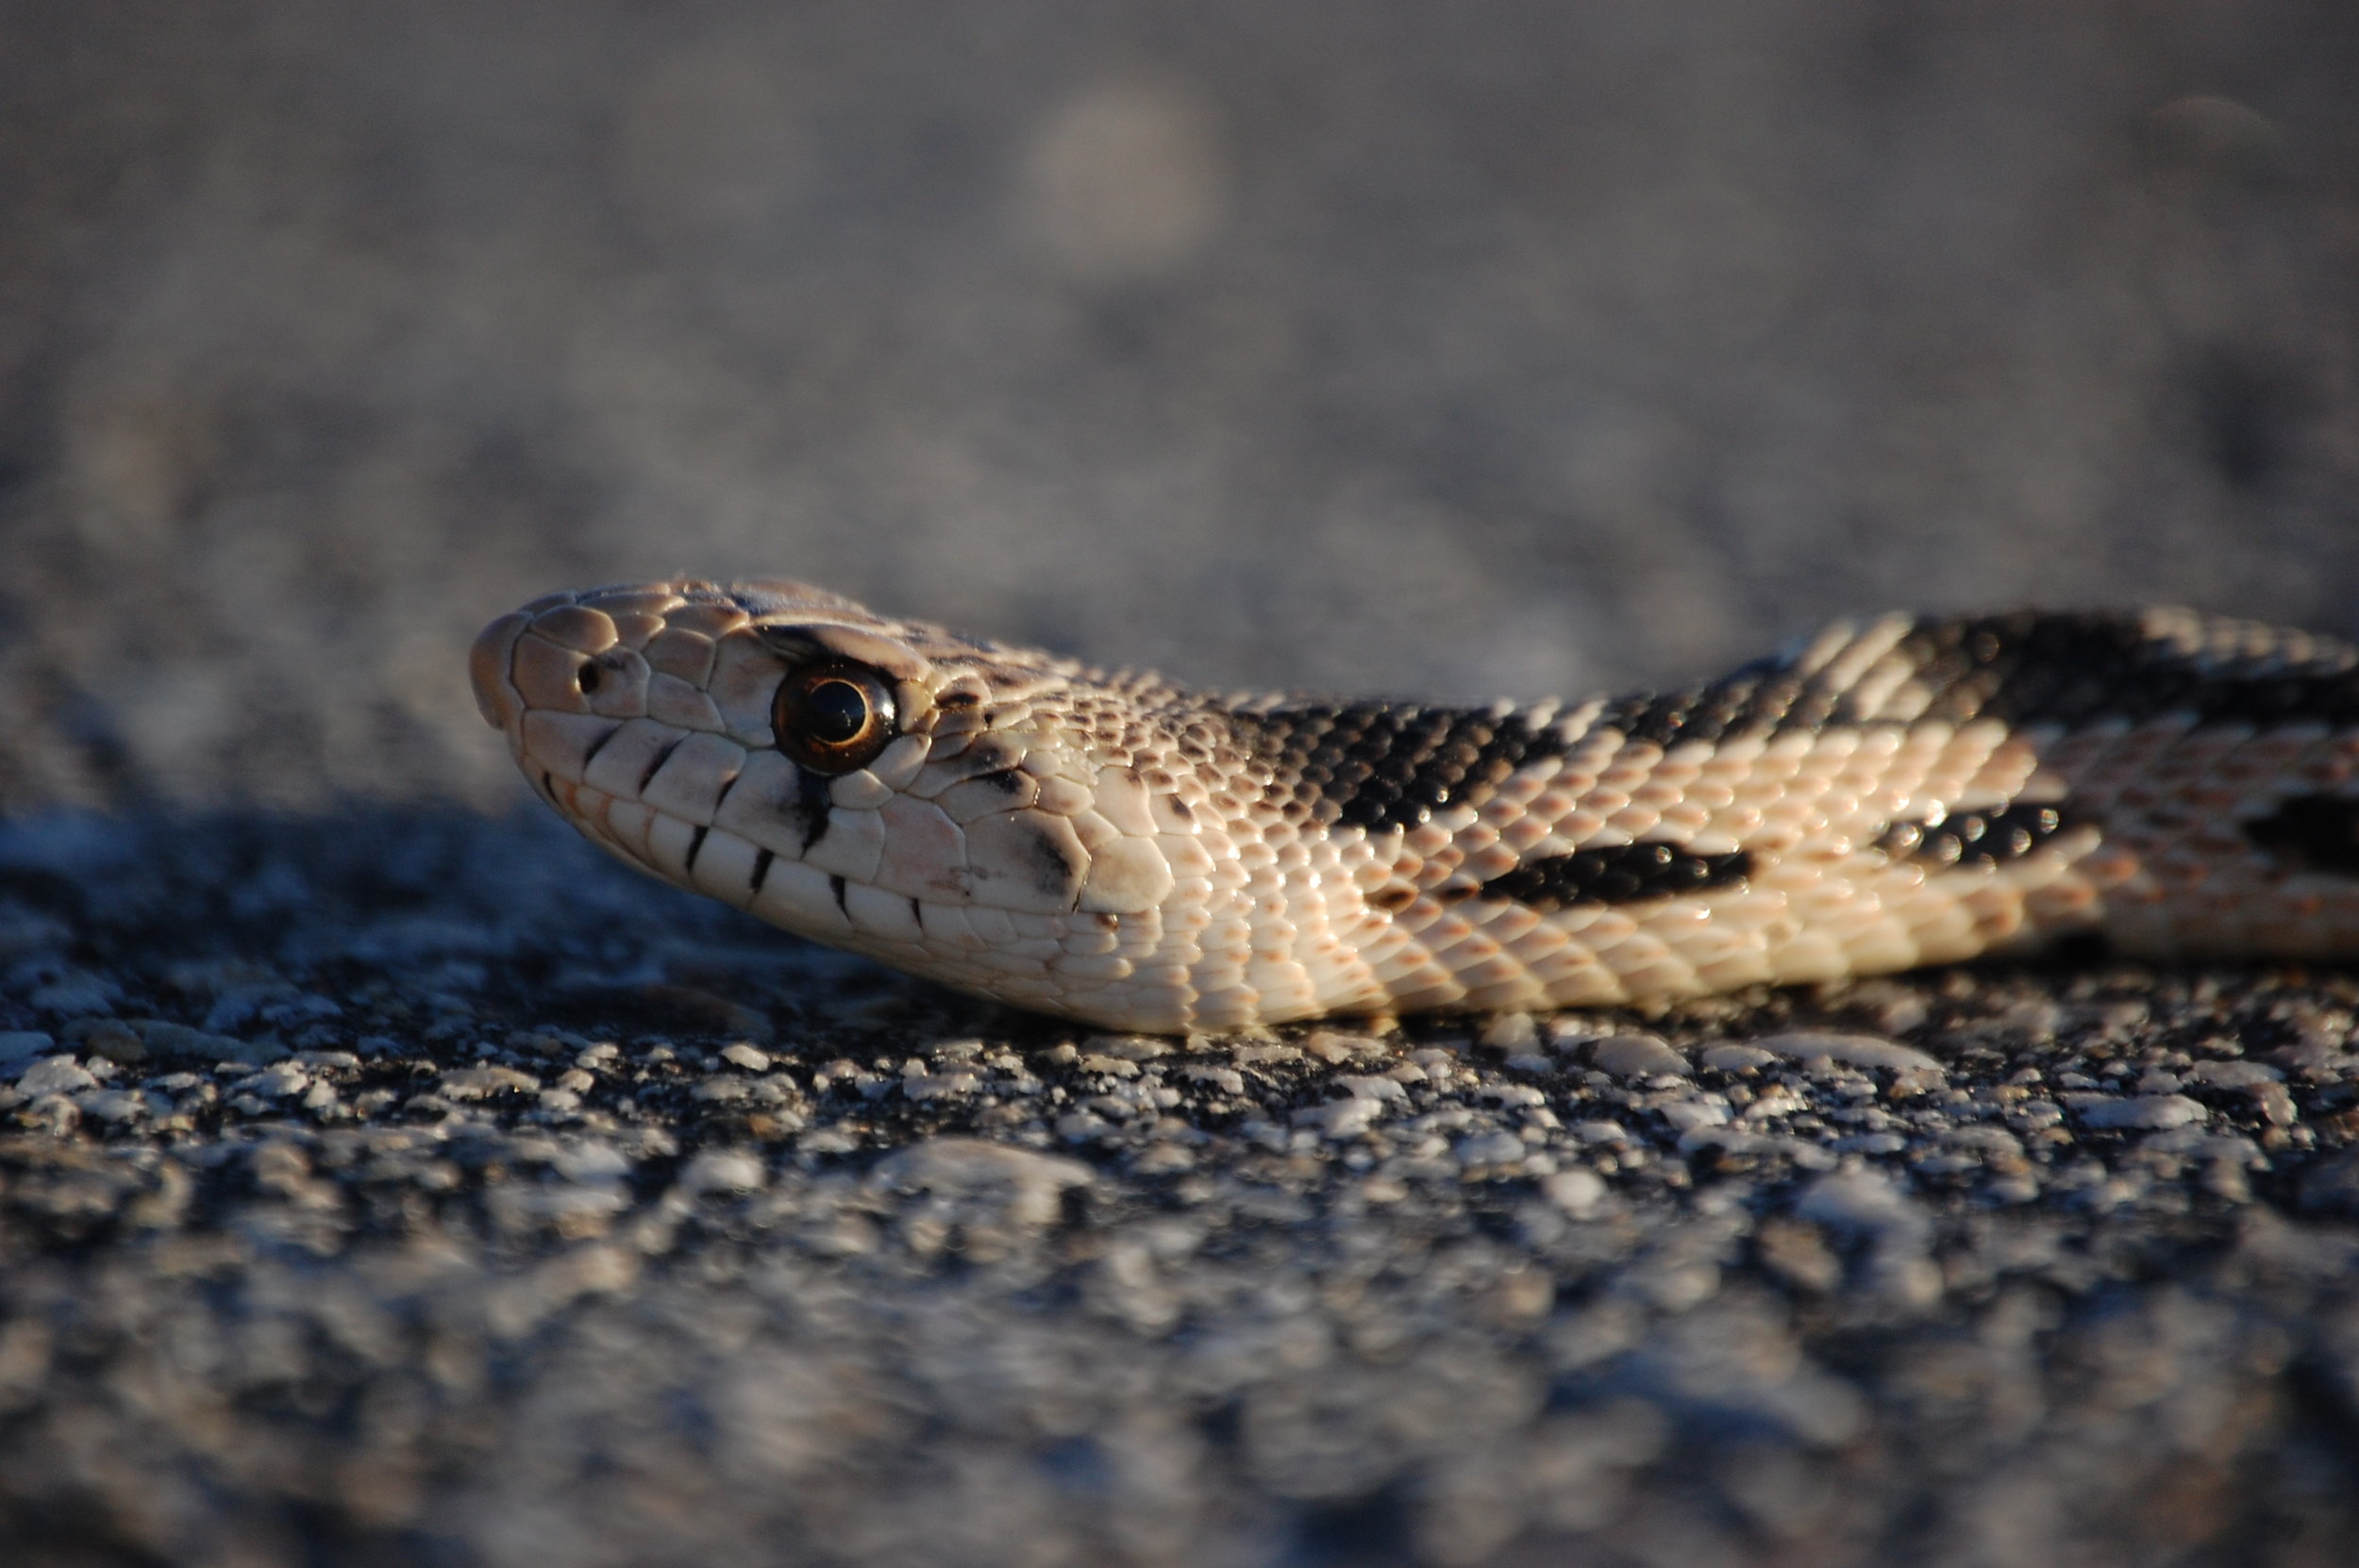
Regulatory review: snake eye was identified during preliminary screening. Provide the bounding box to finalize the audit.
[773,661,898,775]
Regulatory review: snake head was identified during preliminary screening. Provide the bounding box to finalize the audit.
[471,581,1201,1016]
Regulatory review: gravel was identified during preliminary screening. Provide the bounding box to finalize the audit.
[0,808,2350,1565]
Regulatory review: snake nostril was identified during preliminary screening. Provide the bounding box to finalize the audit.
[578,661,603,695]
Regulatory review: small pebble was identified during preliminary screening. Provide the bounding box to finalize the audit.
[441,1067,541,1100]
[903,1071,980,1101]
[77,1089,146,1123]
[1479,1013,1540,1053]
[1295,1098,1383,1138]
[1087,1034,1173,1061]
[2185,1060,2283,1088]
[554,1143,633,1183]
[872,1138,1093,1225]
[678,1149,766,1193]
[1587,1034,1688,1078]
[16,1058,97,1095]
[1544,1016,1602,1052]
[720,1043,772,1073]
[1230,1044,1300,1067]
[2075,1094,2207,1130]
[1542,1168,1607,1215]
[1748,1032,1942,1074]
[1655,1098,1732,1133]
[233,1063,310,1099]
[1302,1031,1377,1064]
[1454,1130,1529,1168]
[1054,1110,1114,1143]
[1796,1168,1930,1243]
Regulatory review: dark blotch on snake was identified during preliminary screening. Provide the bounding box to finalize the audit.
[1481,842,1752,909]
[1023,818,1086,898]
[1232,702,1568,833]
[1909,613,2359,728]
[2245,794,2359,876]
[1592,611,2359,743]
[1876,802,2080,871]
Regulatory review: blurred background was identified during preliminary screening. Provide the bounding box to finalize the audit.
[3,0,2354,813]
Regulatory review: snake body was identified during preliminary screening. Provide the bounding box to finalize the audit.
[472,581,2359,1033]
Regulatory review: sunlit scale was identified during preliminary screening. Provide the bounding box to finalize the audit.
[471,582,2359,1032]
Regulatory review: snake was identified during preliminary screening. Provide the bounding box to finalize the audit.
[471,580,2359,1034]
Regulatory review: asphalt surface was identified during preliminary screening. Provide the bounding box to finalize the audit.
[4,809,2359,1568]
[4,4,2359,1564]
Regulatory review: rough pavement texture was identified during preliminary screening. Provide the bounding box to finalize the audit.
[6,810,2359,1568]
[5,4,2359,1565]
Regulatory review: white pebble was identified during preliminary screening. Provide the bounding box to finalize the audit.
[235,1063,310,1100]
[1656,1098,1732,1133]
[1453,1130,1529,1168]
[1796,1168,1930,1244]
[14,1057,95,1096]
[1543,1168,1607,1215]
[2076,1093,2207,1130]
[1480,1013,1540,1052]
[871,1138,1093,1226]
[439,1066,540,1100]
[1748,1031,1942,1074]
[721,1043,772,1073]
[678,1149,766,1193]
[1587,1034,1688,1078]
[903,1071,981,1101]
[1294,1098,1383,1138]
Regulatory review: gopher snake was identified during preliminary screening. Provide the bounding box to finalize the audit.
[472,581,2359,1033]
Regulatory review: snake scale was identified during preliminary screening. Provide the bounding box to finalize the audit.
[472,580,2359,1034]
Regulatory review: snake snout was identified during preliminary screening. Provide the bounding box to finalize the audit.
[469,611,531,732]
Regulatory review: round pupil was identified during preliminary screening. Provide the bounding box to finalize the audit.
[802,679,870,744]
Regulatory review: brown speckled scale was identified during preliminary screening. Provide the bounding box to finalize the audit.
[471,582,2359,1032]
